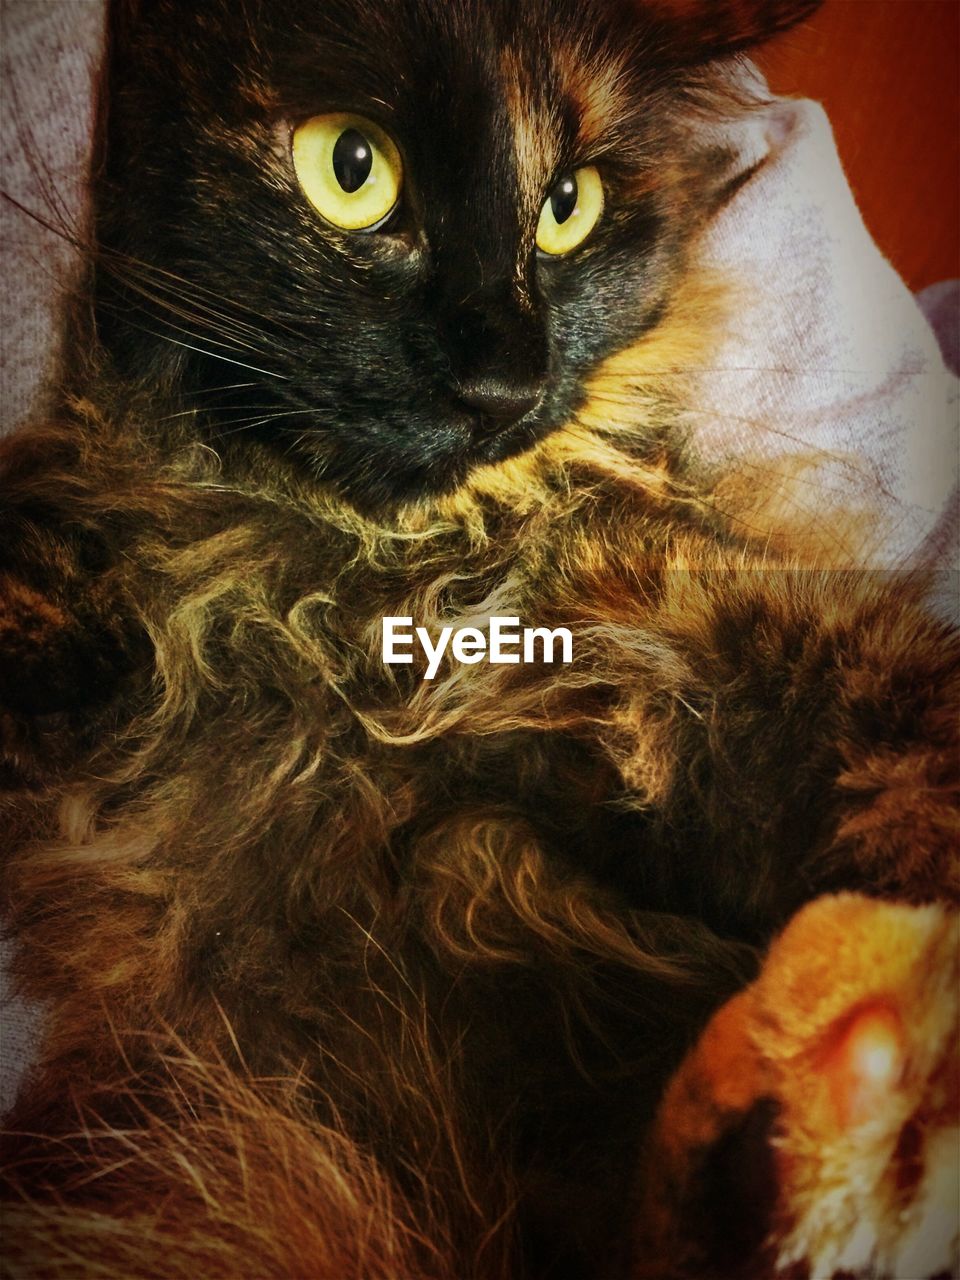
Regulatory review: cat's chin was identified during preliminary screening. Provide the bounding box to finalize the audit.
[280,409,557,512]
[464,413,551,469]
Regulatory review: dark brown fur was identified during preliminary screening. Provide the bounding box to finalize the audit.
[1,0,958,1276]
[4,327,957,1276]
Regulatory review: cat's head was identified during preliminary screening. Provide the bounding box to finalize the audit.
[94,0,819,509]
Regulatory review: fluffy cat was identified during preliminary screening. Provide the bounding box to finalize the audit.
[1,1,957,1277]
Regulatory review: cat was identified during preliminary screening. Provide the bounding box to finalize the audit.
[1,0,957,1277]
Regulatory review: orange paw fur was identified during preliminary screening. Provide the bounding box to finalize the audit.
[820,1001,904,1131]
[633,893,959,1279]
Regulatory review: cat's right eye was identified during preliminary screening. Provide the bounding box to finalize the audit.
[536,166,604,256]
[292,113,403,232]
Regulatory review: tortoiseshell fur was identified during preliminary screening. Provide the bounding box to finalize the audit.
[2,1,956,1276]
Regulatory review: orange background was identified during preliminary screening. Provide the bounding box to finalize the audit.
[758,0,959,291]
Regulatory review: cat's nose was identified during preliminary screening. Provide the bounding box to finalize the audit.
[457,378,543,432]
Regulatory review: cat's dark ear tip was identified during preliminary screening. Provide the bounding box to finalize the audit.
[643,0,824,66]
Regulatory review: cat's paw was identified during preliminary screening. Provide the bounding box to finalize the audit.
[632,893,959,1279]
[0,583,141,792]
[0,572,85,712]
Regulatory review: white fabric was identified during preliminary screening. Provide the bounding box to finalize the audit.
[690,88,958,569]
[0,0,103,429]
[1,1,957,1114]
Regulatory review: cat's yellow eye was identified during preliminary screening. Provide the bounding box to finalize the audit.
[292,113,402,232]
[535,166,603,256]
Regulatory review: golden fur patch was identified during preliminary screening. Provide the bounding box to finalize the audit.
[555,42,632,151]
[499,53,555,193]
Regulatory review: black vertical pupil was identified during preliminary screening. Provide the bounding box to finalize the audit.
[550,175,578,224]
[332,129,373,193]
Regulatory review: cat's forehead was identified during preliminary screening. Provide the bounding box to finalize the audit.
[500,40,634,201]
[269,0,641,178]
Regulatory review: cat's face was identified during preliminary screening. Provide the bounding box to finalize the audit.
[95,0,818,509]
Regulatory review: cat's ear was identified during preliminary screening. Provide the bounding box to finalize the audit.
[644,0,822,64]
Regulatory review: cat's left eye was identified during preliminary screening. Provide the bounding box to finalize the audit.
[292,113,402,232]
[536,166,604,256]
